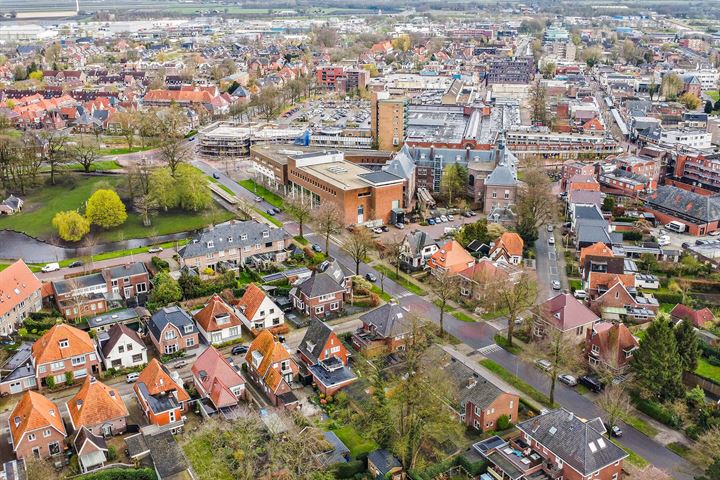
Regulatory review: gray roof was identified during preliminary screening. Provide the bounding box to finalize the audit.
[646,185,720,224]
[568,190,603,206]
[106,262,148,279]
[318,431,350,466]
[296,272,345,299]
[73,426,107,454]
[577,220,621,246]
[180,220,290,259]
[574,205,604,221]
[359,302,411,338]
[88,307,146,329]
[100,324,144,359]
[405,231,435,256]
[308,362,356,388]
[136,382,180,414]
[149,306,195,341]
[145,430,189,479]
[517,409,627,476]
[358,171,403,186]
[298,318,334,364]
[53,273,106,296]
[368,449,401,476]
[484,164,517,187]
[383,145,415,180]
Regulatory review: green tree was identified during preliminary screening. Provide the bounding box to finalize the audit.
[148,272,183,310]
[86,189,127,228]
[454,218,491,247]
[632,315,684,402]
[679,92,701,110]
[440,162,468,206]
[541,62,556,79]
[602,196,615,212]
[65,370,74,386]
[52,210,90,242]
[149,167,179,211]
[705,100,714,114]
[675,319,700,372]
[697,456,720,480]
[175,163,211,211]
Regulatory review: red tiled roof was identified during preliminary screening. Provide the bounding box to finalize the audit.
[429,240,474,273]
[670,304,715,328]
[579,242,614,265]
[236,283,267,321]
[193,295,243,333]
[492,232,524,258]
[32,323,95,366]
[144,89,213,103]
[588,272,635,292]
[244,330,295,393]
[66,376,128,430]
[192,346,244,409]
[136,358,190,402]
[0,260,41,319]
[9,391,66,448]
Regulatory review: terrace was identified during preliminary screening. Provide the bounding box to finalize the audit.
[474,436,556,480]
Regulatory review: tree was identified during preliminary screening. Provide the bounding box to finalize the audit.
[251,86,282,122]
[661,73,683,100]
[697,456,720,480]
[705,100,714,114]
[86,189,127,229]
[148,272,182,310]
[312,203,344,255]
[597,384,631,429]
[529,82,548,126]
[52,210,90,242]
[528,328,581,404]
[127,162,158,227]
[488,271,537,347]
[692,426,720,469]
[284,196,313,239]
[602,196,615,212]
[516,169,556,243]
[312,26,338,48]
[29,70,44,82]
[632,315,684,402]
[433,269,459,337]
[39,129,68,186]
[149,167,179,211]
[175,163,211,211]
[582,46,603,67]
[679,92,701,110]
[674,319,700,372]
[440,163,467,206]
[638,253,659,273]
[69,136,98,173]
[159,139,191,176]
[454,218,491,248]
[391,35,411,52]
[541,62,556,79]
[343,228,373,275]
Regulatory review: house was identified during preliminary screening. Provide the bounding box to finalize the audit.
[73,427,108,474]
[290,260,353,319]
[0,195,23,215]
[427,240,475,276]
[148,306,200,355]
[457,258,515,304]
[87,306,150,333]
[475,409,626,480]
[32,323,100,388]
[670,304,715,328]
[8,391,66,460]
[353,301,413,355]
[298,318,356,395]
[0,260,42,336]
[0,342,36,395]
[488,232,524,265]
[367,449,404,480]
[427,346,519,432]
[588,273,658,323]
[244,329,299,408]
[235,283,285,333]
[193,295,243,345]
[585,322,639,374]
[133,359,190,430]
[192,346,245,418]
[533,293,600,344]
[66,376,129,437]
[179,220,291,273]
[97,324,147,370]
[399,231,438,271]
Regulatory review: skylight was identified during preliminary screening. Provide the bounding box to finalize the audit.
[588,441,598,453]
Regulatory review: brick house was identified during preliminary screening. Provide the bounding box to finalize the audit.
[235,283,285,334]
[192,346,245,416]
[133,359,190,431]
[458,258,518,306]
[32,324,100,388]
[588,273,658,323]
[193,295,243,345]
[488,232,524,265]
[148,306,200,355]
[8,391,67,460]
[297,318,356,395]
[66,376,129,437]
[670,304,716,328]
[427,240,475,276]
[290,260,353,319]
[0,259,42,335]
[585,322,639,374]
[476,409,627,480]
[244,329,299,408]
[532,293,600,344]
[353,301,413,356]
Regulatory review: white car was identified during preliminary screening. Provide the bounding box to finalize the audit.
[548,236,555,245]
[447,214,454,221]
[558,374,577,386]
[552,280,561,290]
[440,215,448,223]
[535,359,552,372]
[148,246,163,253]
[574,290,587,299]
[41,262,60,273]
[709,230,720,237]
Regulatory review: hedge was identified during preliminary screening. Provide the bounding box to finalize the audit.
[653,292,683,304]
[77,467,157,480]
[634,398,680,428]
[151,256,169,271]
[332,459,366,478]
[622,231,643,241]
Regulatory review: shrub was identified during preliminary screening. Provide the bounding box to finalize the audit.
[151,256,170,271]
[46,376,55,388]
[622,231,642,241]
[497,414,512,431]
[76,467,158,480]
[107,445,118,462]
[65,371,75,386]
[634,398,679,428]
[653,291,683,304]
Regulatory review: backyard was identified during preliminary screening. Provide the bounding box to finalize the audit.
[0,175,234,243]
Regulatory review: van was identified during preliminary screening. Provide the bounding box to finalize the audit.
[665,221,686,233]
[126,372,140,383]
[41,262,60,273]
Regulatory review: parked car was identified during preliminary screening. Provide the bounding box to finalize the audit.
[373,227,383,234]
[440,215,448,223]
[710,230,720,237]
[434,217,442,224]
[254,196,262,202]
[126,372,140,383]
[468,211,477,216]
[395,223,405,229]
[41,262,60,273]
[552,280,561,290]
[173,360,187,369]
[547,225,554,232]
[231,345,248,355]
[0,336,14,346]
[696,239,708,246]
[682,242,691,249]
[212,173,220,179]
[463,211,473,218]
[272,207,282,214]
[68,261,83,268]
[148,246,163,253]
[548,236,555,245]
[365,272,377,282]
[266,209,276,216]
[573,290,587,300]
[447,215,454,221]
[312,244,323,253]
[428,218,436,225]
[607,424,623,437]
[535,359,552,372]
[558,374,577,386]
[380,225,389,232]
[578,375,604,393]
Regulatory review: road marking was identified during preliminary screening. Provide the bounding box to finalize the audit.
[395,291,413,299]
[477,343,501,355]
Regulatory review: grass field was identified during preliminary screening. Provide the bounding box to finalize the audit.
[39,160,122,173]
[253,207,283,227]
[695,357,720,382]
[238,179,284,208]
[610,438,649,468]
[100,146,154,155]
[182,435,234,480]
[0,175,234,243]
[374,264,427,296]
[623,414,660,438]
[707,91,720,102]
[479,358,555,408]
[331,425,378,458]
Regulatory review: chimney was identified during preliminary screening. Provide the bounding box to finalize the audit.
[568,411,574,421]
[89,376,96,383]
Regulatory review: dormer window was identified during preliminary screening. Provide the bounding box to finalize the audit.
[184,324,193,334]
[14,416,20,427]
[215,313,230,325]
[262,231,269,238]
[207,240,214,248]
[59,339,69,348]
[241,234,248,241]
[227,236,233,243]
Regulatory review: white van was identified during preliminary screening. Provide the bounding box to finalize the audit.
[665,221,686,233]
[41,262,60,273]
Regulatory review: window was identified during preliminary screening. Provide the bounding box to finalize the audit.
[591,344,599,354]
[127,343,133,351]
[230,327,238,337]
[492,192,497,198]
[165,330,177,340]
[330,302,339,310]
[315,306,324,314]
[71,356,85,366]
[59,339,68,348]
[241,234,248,241]
[44,429,51,438]
[262,231,269,238]
[48,442,60,455]
[576,326,584,335]
[136,283,147,293]
[118,345,125,353]
[132,354,144,363]
[186,338,195,347]
[169,410,176,423]
[51,361,64,371]
[184,325,193,334]
[28,433,36,441]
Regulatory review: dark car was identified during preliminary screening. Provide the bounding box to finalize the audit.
[365,272,377,282]
[380,225,389,232]
[68,261,83,268]
[232,345,248,355]
[312,244,323,253]
[272,207,282,214]
[212,172,220,179]
[578,375,604,393]
[607,424,623,437]
[696,239,708,246]
[266,209,276,216]
[682,242,690,249]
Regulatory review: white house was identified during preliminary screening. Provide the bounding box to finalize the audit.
[235,283,285,332]
[97,324,147,370]
[193,295,244,345]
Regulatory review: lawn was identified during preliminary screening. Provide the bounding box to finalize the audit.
[294,235,309,245]
[479,358,555,408]
[100,146,154,155]
[253,207,283,227]
[370,284,392,302]
[666,441,692,460]
[331,425,378,458]
[238,179,284,208]
[610,438,649,468]
[209,178,235,196]
[622,413,659,438]
[182,435,234,480]
[494,334,522,354]
[374,264,427,296]
[0,175,234,242]
[39,160,122,173]
[695,357,720,383]
[453,310,477,323]
[707,91,720,102]
[568,278,582,292]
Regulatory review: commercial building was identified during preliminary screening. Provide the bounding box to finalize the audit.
[315,66,369,93]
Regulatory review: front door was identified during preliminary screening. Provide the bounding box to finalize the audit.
[102,424,112,437]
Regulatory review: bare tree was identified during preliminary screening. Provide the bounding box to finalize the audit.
[312,202,343,254]
[383,234,404,278]
[487,271,537,347]
[597,384,632,429]
[516,168,557,243]
[70,135,99,173]
[342,228,373,276]
[433,268,460,337]
[159,140,191,176]
[284,196,313,239]
[526,328,582,405]
[39,129,68,185]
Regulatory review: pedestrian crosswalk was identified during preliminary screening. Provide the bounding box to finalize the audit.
[477,343,501,355]
[395,291,413,299]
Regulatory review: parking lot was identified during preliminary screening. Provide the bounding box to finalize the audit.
[279,99,371,130]
[371,211,480,243]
